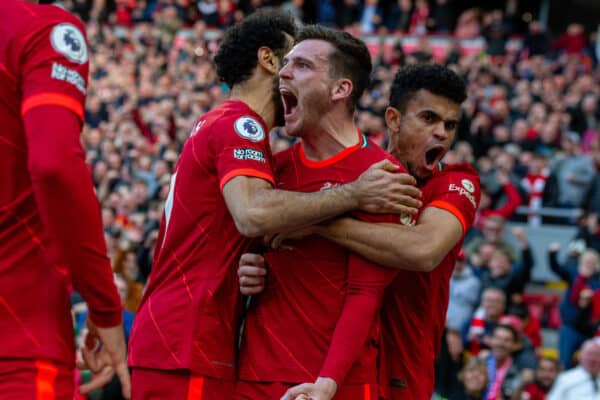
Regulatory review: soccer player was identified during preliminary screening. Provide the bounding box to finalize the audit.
[127,11,419,400]
[234,25,406,400]
[0,0,130,398]
[240,64,481,400]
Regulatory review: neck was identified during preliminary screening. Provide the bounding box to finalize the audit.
[301,109,358,161]
[230,77,276,130]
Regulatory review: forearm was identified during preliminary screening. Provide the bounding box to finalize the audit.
[244,185,359,236]
[26,107,122,327]
[319,293,379,385]
[319,215,457,272]
[497,183,521,217]
[548,252,569,281]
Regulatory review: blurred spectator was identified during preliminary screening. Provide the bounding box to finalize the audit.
[466,216,521,264]
[547,339,600,399]
[408,0,429,35]
[480,323,526,400]
[514,357,560,400]
[548,131,595,210]
[435,328,467,399]
[508,302,542,349]
[476,170,522,231]
[466,287,507,354]
[454,357,489,400]
[570,249,600,337]
[479,227,534,306]
[359,0,383,34]
[336,0,359,29]
[520,153,549,226]
[427,0,451,33]
[549,242,600,368]
[454,8,481,39]
[522,20,552,58]
[569,213,600,253]
[447,250,482,332]
[568,93,599,134]
[482,10,508,59]
[553,23,587,56]
[385,0,412,32]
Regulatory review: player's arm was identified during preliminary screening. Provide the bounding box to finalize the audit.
[19,19,129,397]
[317,206,464,272]
[222,160,421,238]
[317,171,481,272]
[283,254,397,400]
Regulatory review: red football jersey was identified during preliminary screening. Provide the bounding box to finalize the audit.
[128,100,275,379]
[238,132,401,387]
[379,163,481,400]
[0,0,121,367]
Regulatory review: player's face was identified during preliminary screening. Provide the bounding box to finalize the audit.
[386,90,460,181]
[278,40,337,137]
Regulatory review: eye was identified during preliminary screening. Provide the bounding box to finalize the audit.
[422,112,436,123]
[445,121,458,131]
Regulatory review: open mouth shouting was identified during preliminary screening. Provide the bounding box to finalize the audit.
[280,87,299,120]
[424,144,447,171]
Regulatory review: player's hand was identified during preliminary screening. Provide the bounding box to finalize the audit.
[77,320,131,399]
[350,160,422,215]
[281,377,338,400]
[238,253,267,295]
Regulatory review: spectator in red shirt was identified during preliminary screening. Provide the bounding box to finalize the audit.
[516,357,560,400]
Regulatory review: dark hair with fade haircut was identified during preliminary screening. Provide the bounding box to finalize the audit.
[214,8,296,88]
[296,25,372,112]
[389,63,467,112]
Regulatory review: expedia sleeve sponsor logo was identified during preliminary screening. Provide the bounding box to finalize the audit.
[449,183,477,207]
[233,148,266,163]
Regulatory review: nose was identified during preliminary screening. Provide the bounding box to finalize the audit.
[433,121,449,141]
[279,62,292,80]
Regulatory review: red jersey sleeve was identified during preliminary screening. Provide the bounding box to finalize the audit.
[17,16,89,121]
[211,115,275,190]
[426,165,481,234]
[319,212,399,385]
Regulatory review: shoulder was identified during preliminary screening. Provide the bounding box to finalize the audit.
[9,4,88,62]
[359,138,404,169]
[204,102,268,142]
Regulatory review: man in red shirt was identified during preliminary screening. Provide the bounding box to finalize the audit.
[127,11,419,400]
[241,64,480,400]
[235,26,405,400]
[0,0,129,398]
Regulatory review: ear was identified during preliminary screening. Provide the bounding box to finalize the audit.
[385,106,402,132]
[257,46,278,76]
[331,78,353,103]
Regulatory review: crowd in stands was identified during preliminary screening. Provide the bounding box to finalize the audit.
[57,0,600,398]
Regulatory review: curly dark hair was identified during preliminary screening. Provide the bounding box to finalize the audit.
[214,8,296,88]
[296,25,372,112]
[389,63,467,112]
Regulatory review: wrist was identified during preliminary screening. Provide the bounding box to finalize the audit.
[315,377,338,398]
[343,181,360,210]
